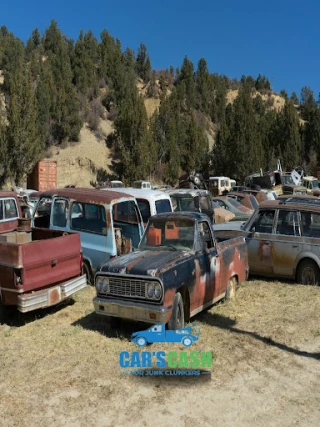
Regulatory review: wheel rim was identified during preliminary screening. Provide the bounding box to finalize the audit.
[137,337,146,346]
[183,337,192,347]
[302,267,316,285]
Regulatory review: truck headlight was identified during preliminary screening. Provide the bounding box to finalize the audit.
[96,276,104,292]
[102,278,109,293]
[146,283,155,298]
[154,283,162,299]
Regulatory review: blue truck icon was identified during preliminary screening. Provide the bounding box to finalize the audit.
[131,323,200,347]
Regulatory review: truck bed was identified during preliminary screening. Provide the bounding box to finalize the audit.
[0,228,83,306]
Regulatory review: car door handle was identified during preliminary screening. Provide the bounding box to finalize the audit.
[292,245,298,248]
[264,242,271,246]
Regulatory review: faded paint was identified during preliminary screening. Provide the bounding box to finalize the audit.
[93,212,248,325]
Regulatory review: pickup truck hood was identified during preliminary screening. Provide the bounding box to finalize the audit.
[99,249,191,277]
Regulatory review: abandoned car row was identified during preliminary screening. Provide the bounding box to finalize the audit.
[1,169,320,329]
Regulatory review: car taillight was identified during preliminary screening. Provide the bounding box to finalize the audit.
[15,269,23,286]
[110,255,117,259]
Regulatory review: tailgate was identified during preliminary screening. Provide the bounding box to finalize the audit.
[21,233,82,292]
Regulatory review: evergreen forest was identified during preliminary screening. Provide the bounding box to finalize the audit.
[1,20,320,187]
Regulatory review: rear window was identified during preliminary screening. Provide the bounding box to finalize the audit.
[71,202,107,234]
[1,198,18,220]
[155,199,172,214]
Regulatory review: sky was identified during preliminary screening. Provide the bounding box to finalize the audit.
[2,0,320,99]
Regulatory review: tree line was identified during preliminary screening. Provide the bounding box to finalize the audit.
[0,20,320,187]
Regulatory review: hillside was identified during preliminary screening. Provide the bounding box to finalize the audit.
[43,86,289,188]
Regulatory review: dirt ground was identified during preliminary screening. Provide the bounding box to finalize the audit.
[0,279,319,427]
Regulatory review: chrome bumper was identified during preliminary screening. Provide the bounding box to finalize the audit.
[18,274,87,313]
[93,296,172,324]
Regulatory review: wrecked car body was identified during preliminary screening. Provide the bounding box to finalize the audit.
[214,198,320,285]
[93,212,248,328]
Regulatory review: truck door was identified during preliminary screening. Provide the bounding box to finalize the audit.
[194,221,218,307]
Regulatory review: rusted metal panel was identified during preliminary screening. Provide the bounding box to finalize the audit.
[36,188,135,205]
[27,160,57,192]
[0,228,83,310]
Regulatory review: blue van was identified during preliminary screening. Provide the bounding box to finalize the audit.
[32,188,144,283]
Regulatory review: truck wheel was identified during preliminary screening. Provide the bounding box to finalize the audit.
[136,336,147,347]
[225,277,237,300]
[296,259,320,286]
[168,292,184,330]
[83,262,92,285]
[182,336,193,347]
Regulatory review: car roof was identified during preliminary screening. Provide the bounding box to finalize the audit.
[166,189,210,197]
[100,187,171,201]
[259,197,320,211]
[36,188,136,204]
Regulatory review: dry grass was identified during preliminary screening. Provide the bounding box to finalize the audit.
[0,280,319,427]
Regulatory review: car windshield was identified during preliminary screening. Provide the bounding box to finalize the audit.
[312,180,320,189]
[170,196,195,212]
[281,175,294,185]
[139,218,195,251]
[227,197,252,213]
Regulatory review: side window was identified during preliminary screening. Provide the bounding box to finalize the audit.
[137,200,151,223]
[4,199,18,219]
[276,210,300,236]
[155,199,172,214]
[200,196,210,210]
[52,199,68,228]
[71,203,106,234]
[301,212,320,237]
[221,180,225,187]
[113,201,139,224]
[198,221,214,249]
[250,210,275,234]
[0,200,3,220]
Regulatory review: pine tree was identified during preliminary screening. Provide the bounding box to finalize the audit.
[7,66,42,184]
[178,56,196,109]
[0,102,9,187]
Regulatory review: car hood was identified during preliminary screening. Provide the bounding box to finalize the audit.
[98,249,191,277]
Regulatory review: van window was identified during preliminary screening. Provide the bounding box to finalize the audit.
[71,203,107,235]
[220,180,225,187]
[52,199,68,228]
[4,199,18,219]
[155,199,172,214]
[0,200,3,220]
[137,200,151,223]
[112,200,141,248]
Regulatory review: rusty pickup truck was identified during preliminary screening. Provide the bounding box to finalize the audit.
[93,212,248,328]
[0,192,86,313]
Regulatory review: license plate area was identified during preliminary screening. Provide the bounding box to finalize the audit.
[48,286,62,305]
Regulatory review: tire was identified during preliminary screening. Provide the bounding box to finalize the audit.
[296,259,320,286]
[225,277,237,300]
[168,292,184,330]
[182,336,193,347]
[83,262,92,285]
[136,336,147,347]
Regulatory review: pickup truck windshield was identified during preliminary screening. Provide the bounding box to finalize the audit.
[139,218,195,251]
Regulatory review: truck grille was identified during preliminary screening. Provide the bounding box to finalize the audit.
[108,277,147,299]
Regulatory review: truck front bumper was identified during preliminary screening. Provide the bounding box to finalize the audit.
[93,296,172,324]
[18,274,87,313]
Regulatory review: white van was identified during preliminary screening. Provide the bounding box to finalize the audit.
[101,188,173,226]
[132,180,152,189]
